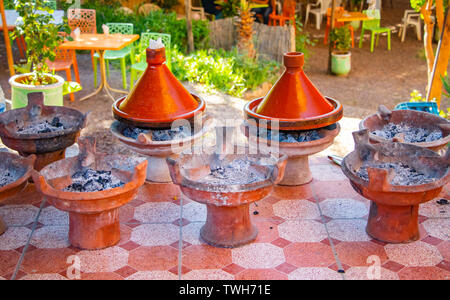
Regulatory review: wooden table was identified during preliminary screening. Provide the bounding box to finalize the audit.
[59,33,139,101]
[336,11,371,23]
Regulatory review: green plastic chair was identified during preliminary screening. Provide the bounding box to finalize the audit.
[93,23,135,89]
[359,9,391,52]
[130,32,171,90]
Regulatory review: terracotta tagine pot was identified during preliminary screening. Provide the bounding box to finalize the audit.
[0,152,35,236]
[32,137,147,250]
[110,115,215,182]
[0,92,87,171]
[244,52,343,131]
[167,127,287,248]
[342,130,449,243]
[360,105,450,152]
[112,46,205,128]
[242,122,341,185]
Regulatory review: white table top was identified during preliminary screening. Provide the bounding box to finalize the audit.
[0,9,65,28]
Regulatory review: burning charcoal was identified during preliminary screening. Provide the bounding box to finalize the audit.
[265,129,322,143]
[356,162,437,186]
[0,170,16,188]
[64,168,125,192]
[151,126,192,141]
[17,118,65,134]
[372,123,443,143]
[121,125,149,139]
[121,124,193,141]
[199,159,265,185]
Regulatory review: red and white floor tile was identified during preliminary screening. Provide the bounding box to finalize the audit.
[0,157,448,280]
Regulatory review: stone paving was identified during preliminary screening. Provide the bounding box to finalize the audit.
[0,156,448,280]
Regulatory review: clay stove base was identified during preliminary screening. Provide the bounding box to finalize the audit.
[145,155,176,183]
[68,209,121,250]
[21,149,66,171]
[200,204,258,248]
[0,217,6,236]
[366,202,420,244]
[278,156,312,186]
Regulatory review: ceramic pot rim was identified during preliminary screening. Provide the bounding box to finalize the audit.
[112,94,206,128]
[360,110,450,148]
[244,97,343,130]
[0,153,34,194]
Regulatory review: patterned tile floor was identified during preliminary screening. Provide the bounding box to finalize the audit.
[0,156,448,280]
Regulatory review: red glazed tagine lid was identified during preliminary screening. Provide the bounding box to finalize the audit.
[113,44,205,128]
[244,52,343,130]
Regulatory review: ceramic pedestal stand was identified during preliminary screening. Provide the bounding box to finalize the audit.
[32,138,147,249]
[342,130,450,243]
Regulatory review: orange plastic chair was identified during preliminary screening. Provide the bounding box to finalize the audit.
[268,0,296,26]
[46,34,81,102]
[324,7,354,47]
[67,9,97,69]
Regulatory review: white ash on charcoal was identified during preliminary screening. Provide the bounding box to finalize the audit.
[17,117,65,134]
[356,162,437,186]
[372,123,442,143]
[0,170,17,188]
[121,124,193,141]
[64,168,125,192]
[199,159,266,186]
[259,129,322,143]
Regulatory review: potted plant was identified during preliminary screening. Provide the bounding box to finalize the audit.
[330,25,352,76]
[9,0,69,109]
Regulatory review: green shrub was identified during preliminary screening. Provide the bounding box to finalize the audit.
[171,47,280,97]
[330,25,351,53]
[295,20,316,60]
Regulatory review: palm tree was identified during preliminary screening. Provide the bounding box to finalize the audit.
[236,0,255,58]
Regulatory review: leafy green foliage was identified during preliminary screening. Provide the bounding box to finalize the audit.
[410,0,448,12]
[441,75,450,97]
[79,0,210,53]
[171,47,281,97]
[11,0,70,85]
[330,25,352,53]
[63,81,82,95]
[216,0,241,17]
[295,20,316,60]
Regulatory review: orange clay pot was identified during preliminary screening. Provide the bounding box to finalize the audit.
[0,153,35,236]
[167,145,287,248]
[32,138,147,249]
[244,52,343,130]
[113,47,205,128]
[342,130,450,243]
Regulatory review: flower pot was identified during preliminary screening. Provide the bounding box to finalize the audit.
[331,51,351,76]
[9,73,64,109]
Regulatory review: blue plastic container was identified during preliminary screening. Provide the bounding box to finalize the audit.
[394,102,440,116]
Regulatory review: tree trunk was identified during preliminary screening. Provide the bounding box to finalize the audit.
[185,0,194,53]
[328,0,336,74]
[428,7,450,107]
[421,1,435,92]
[0,0,15,76]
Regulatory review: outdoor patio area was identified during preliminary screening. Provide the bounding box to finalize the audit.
[0,0,449,283]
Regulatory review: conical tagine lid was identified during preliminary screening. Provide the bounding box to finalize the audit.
[256,52,336,119]
[113,43,205,128]
[244,52,342,130]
